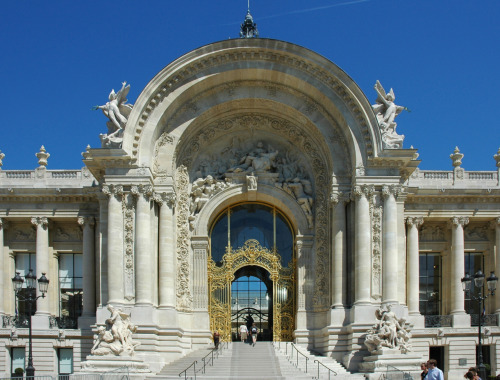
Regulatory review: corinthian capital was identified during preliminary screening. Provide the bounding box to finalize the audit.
[102,184,124,199]
[330,191,350,206]
[131,184,153,200]
[450,216,469,227]
[382,185,401,200]
[77,216,95,228]
[153,191,176,207]
[405,216,424,228]
[31,216,48,229]
[352,185,374,201]
[0,218,8,231]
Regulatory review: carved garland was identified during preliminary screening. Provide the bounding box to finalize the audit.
[176,114,331,310]
[132,48,374,160]
[123,193,135,301]
[175,165,193,310]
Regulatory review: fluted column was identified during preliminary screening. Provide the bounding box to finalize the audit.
[78,216,96,315]
[494,218,500,313]
[0,218,7,314]
[406,217,423,315]
[331,192,348,308]
[102,185,124,304]
[382,185,400,304]
[353,185,373,305]
[132,185,153,305]
[98,195,108,306]
[450,216,469,315]
[155,191,176,308]
[31,217,49,315]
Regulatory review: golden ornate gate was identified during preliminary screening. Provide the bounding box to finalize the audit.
[208,239,295,342]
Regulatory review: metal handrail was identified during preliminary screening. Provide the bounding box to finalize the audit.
[385,364,412,379]
[289,343,309,373]
[201,341,229,373]
[314,359,337,379]
[179,360,197,380]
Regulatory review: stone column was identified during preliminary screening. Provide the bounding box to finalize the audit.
[102,185,124,305]
[192,237,209,310]
[155,191,176,308]
[331,192,348,308]
[450,216,469,317]
[406,217,423,315]
[353,185,373,305]
[78,216,96,316]
[494,218,500,314]
[31,217,49,315]
[132,185,153,306]
[0,218,7,314]
[382,185,400,304]
[296,236,314,330]
[98,195,108,306]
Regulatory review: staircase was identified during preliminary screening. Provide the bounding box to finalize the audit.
[149,341,367,379]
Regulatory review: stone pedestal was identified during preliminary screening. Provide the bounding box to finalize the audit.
[359,348,422,380]
[77,355,151,379]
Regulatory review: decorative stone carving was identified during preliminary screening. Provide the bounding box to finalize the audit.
[123,193,135,301]
[246,172,257,191]
[450,146,464,167]
[153,191,176,208]
[0,150,4,168]
[364,305,413,354]
[31,216,48,229]
[450,216,469,228]
[371,206,382,299]
[90,305,140,356]
[372,80,406,149]
[36,146,50,167]
[54,226,82,242]
[189,175,230,229]
[102,184,124,200]
[283,178,314,228]
[94,82,133,148]
[464,225,489,241]
[175,166,193,311]
[419,224,445,241]
[494,147,500,168]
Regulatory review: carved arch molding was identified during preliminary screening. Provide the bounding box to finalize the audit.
[168,113,337,311]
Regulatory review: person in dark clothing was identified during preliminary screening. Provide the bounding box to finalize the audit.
[213,330,220,349]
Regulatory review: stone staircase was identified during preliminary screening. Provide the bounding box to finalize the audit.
[148,341,367,379]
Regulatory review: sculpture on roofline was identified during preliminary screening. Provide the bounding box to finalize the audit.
[364,304,412,354]
[93,81,133,148]
[90,304,140,356]
[372,80,406,149]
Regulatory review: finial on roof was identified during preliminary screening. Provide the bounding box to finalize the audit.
[240,2,259,39]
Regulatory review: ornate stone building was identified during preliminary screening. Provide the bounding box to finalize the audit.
[0,35,499,378]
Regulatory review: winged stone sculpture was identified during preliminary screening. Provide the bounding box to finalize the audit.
[372,80,406,149]
[94,81,133,148]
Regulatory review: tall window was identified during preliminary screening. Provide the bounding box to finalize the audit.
[210,203,294,266]
[58,348,73,376]
[59,254,83,324]
[419,253,441,315]
[464,252,484,317]
[11,347,25,377]
[14,253,36,318]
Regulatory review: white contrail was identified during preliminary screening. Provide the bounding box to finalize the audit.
[258,0,370,20]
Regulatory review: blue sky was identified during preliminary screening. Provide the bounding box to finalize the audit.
[1,1,499,171]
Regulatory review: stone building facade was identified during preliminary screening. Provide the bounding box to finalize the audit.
[0,38,499,378]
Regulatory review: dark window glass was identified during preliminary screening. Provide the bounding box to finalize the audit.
[14,253,36,317]
[276,212,293,266]
[210,212,228,263]
[464,252,484,316]
[419,253,441,315]
[230,204,273,250]
[59,254,83,322]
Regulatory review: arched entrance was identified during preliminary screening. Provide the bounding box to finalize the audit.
[208,203,295,342]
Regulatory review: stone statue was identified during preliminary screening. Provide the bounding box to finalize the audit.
[364,305,412,354]
[372,80,406,149]
[285,178,314,227]
[94,82,133,148]
[90,304,140,356]
[247,172,257,190]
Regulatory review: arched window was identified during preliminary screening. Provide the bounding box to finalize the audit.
[210,203,294,266]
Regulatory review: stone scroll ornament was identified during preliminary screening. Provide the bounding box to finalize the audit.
[90,305,140,356]
[93,81,133,148]
[372,80,409,149]
[364,304,413,354]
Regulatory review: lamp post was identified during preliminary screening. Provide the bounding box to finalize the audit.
[12,269,49,378]
[461,270,498,380]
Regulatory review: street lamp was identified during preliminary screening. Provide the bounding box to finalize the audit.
[12,269,49,378]
[461,270,498,380]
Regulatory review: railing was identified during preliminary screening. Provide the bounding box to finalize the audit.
[3,315,30,328]
[314,359,337,379]
[49,316,78,329]
[179,360,197,380]
[424,315,452,328]
[288,343,309,374]
[384,365,413,379]
[471,313,498,327]
[200,341,229,374]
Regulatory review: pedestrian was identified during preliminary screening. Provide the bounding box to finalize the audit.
[250,323,258,347]
[213,329,220,349]
[425,359,444,380]
[239,323,248,343]
[468,367,481,380]
[420,362,428,379]
[464,371,474,379]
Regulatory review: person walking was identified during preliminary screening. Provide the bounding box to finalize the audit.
[213,330,220,349]
[250,323,258,347]
[239,324,248,343]
[425,359,444,380]
[420,362,428,379]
